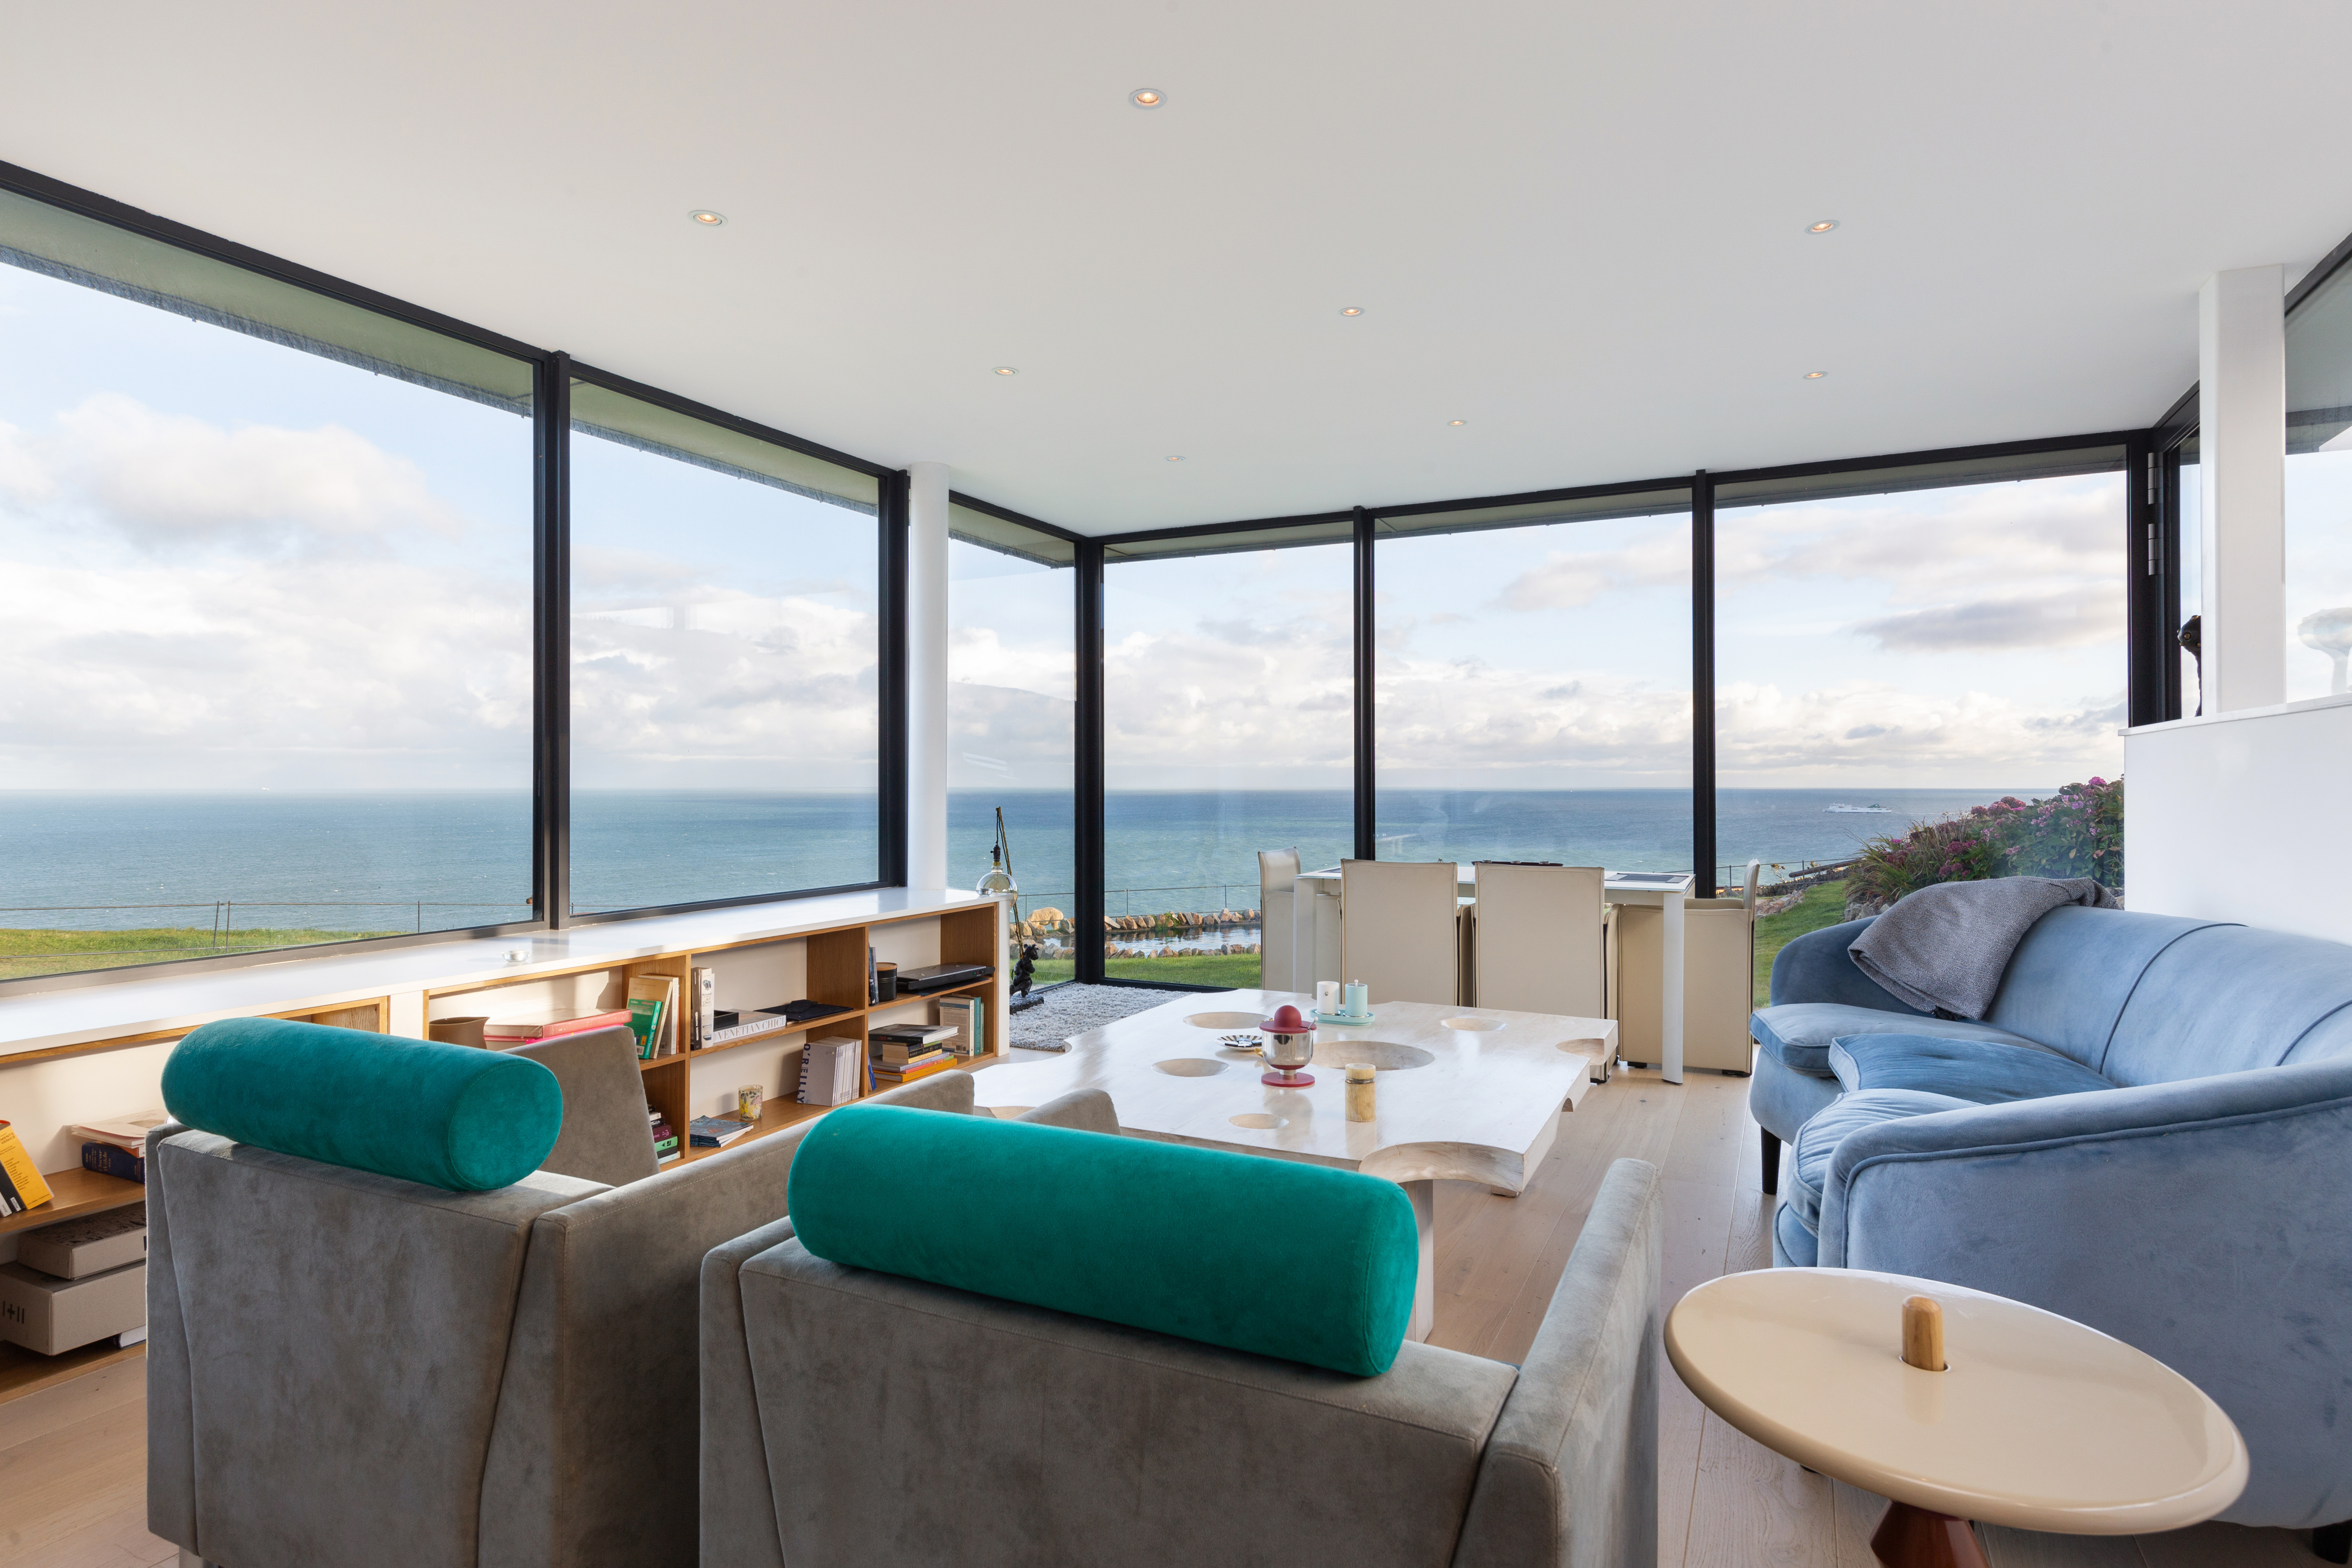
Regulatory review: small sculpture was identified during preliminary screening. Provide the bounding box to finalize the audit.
[1258,1003,1317,1087]
[1012,942,1038,999]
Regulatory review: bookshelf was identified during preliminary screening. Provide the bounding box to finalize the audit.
[0,893,1007,1405]
[423,900,1007,1165]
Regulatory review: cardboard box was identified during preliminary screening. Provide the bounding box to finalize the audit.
[18,1203,147,1280]
[0,1258,146,1355]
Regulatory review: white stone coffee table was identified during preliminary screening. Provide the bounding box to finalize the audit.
[971,988,1613,1341]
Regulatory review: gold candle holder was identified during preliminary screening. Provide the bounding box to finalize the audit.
[1345,1063,1377,1122]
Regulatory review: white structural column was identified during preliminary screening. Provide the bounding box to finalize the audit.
[2198,265,2287,713]
[906,461,951,890]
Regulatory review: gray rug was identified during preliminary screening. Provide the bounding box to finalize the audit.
[1008,983,1199,1051]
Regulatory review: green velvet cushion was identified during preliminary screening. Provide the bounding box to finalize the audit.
[788,1104,1418,1376]
[163,1017,563,1192]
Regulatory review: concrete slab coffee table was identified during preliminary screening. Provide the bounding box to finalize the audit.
[971,987,1612,1342]
[1665,1267,2248,1567]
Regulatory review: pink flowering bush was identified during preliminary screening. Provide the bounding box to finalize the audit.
[1845,777,2123,917]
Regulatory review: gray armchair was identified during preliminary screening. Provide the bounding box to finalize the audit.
[149,1058,1111,1568]
[701,1147,1663,1568]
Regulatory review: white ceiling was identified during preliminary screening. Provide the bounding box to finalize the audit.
[2,0,2346,535]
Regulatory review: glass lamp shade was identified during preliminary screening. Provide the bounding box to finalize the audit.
[977,865,1018,899]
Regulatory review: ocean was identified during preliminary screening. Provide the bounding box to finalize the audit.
[0,786,2045,938]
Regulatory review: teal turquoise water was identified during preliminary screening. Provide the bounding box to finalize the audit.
[0,786,2040,937]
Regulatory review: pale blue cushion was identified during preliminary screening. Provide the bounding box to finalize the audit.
[1749,1049,1842,1145]
[2104,923,2352,1084]
[1828,1033,2114,1104]
[1786,1089,1975,1232]
[1751,1003,2042,1078]
[1980,906,2223,1069]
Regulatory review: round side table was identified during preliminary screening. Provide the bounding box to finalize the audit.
[1665,1267,2247,1568]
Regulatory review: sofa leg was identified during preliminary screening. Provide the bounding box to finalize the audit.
[1760,1127,1780,1195]
[2316,1520,2350,1564]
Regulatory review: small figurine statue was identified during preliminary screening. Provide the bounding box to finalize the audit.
[1012,942,1038,999]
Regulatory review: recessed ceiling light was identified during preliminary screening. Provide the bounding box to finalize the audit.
[1447,419,1468,427]
[1340,306,1365,317]
[689,209,726,226]
[1130,88,1163,108]
[1804,370,1828,379]
[993,366,1018,376]
[1165,455,1185,462]
[1806,219,1838,234]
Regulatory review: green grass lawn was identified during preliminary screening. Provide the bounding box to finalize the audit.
[1015,953,1263,993]
[0,926,399,980]
[1752,880,1847,1000]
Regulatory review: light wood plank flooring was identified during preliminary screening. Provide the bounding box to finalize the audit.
[0,1063,2323,1566]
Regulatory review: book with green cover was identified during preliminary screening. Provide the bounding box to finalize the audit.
[628,997,666,1059]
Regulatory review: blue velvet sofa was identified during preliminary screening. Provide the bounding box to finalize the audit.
[1746,906,2352,1532]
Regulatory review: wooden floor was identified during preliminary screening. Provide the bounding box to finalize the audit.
[0,1063,2323,1566]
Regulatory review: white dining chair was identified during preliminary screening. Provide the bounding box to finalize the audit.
[1257,846,1301,993]
[1470,863,1607,1018]
[1339,859,1462,1007]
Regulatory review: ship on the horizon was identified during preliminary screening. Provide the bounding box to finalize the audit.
[1822,803,1893,813]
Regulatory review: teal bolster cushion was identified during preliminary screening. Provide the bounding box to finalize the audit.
[788,1105,1419,1376]
[163,1017,563,1192]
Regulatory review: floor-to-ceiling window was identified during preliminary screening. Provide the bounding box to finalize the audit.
[1101,522,1355,985]
[1713,450,2129,891]
[2285,259,2352,704]
[1372,490,1694,875]
[567,381,882,913]
[948,505,1076,984]
[0,186,536,979]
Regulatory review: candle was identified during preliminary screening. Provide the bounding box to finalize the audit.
[1345,1063,1377,1122]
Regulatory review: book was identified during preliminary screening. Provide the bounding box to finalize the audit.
[66,1111,170,1154]
[627,974,681,1059]
[936,997,984,1059]
[691,967,716,1050]
[797,1036,863,1107]
[689,1115,756,1148]
[872,1056,959,1086]
[871,1041,949,1067]
[80,1142,145,1185]
[482,1008,631,1043]
[0,1122,53,1217]
[870,1022,957,1047]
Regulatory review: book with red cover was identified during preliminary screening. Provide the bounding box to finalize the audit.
[481,1008,632,1042]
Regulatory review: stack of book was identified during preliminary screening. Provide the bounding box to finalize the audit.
[869,1022,960,1086]
[69,1110,170,1185]
[688,1115,756,1149]
[797,1036,863,1106]
[482,1008,632,1046]
[647,1108,681,1166]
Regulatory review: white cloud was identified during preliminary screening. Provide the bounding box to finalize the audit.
[31,394,466,550]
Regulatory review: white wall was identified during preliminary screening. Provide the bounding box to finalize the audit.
[2123,694,2352,942]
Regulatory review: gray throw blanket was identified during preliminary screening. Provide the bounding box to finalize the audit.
[1849,877,2120,1019]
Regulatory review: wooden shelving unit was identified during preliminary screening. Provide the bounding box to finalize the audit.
[424,900,1007,1169]
[0,1165,145,1238]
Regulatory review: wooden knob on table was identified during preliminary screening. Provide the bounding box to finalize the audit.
[1902,1295,1947,1372]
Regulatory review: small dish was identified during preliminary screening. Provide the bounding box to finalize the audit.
[1321,1009,1376,1027]
[1219,1033,1263,1051]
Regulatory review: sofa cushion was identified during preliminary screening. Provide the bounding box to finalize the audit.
[163,1017,563,1192]
[1786,1089,1976,1232]
[1751,1003,2045,1078]
[1828,1034,2115,1104]
[1980,906,2226,1069]
[788,1104,1418,1376]
[2104,922,2352,1084]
